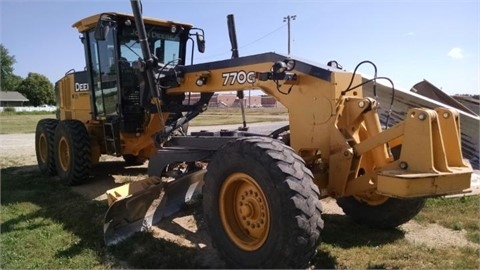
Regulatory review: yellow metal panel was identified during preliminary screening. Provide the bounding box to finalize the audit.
[377,171,471,198]
[120,112,165,158]
[57,73,92,123]
[430,112,450,172]
[328,145,353,197]
[106,176,162,206]
[399,108,438,173]
[72,12,193,33]
[363,109,390,168]
[435,108,465,167]
[354,122,404,156]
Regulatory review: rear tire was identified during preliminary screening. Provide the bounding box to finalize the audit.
[35,119,59,176]
[203,137,323,268]
[54,120,91,185]
[337,195,426,228]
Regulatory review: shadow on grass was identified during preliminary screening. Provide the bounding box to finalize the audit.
[109,231,200,268]
[0,163,222,268]
[310,213,405,268]
[321,214,405,248]
[1,168,109,266]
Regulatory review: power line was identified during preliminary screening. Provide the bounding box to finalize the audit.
[239,23,287,49]
[196,23,287,60]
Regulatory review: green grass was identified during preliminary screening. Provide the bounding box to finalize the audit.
[1,168,111,269]
[0,108,287,134]
[0,112,56,134]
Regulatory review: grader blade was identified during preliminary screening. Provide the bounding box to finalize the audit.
[103,171,205,246]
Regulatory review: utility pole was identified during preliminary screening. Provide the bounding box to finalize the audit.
[283,15,296,55]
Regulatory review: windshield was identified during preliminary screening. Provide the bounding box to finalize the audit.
[119,25,180,65]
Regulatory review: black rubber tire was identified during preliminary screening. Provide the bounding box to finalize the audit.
[35,118,59,176]
[203,136,323,268]
[54,120,91,185]
[337,196,426,229]
[123,154,146,166]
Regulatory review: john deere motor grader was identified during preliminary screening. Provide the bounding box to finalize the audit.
[35,0,472,268]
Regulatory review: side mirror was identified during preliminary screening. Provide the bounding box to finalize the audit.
[196,32,205,53]
[94,15,114,41]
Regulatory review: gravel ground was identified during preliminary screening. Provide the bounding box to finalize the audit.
[0,133,37,167]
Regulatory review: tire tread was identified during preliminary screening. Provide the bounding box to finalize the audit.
[204,136,323,268]
[54,120,91,185]
[36,118,59,176]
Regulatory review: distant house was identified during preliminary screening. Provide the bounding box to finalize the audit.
[261,95,282,108]
[0,91,29,107]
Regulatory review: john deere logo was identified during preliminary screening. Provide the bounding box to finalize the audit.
[75,83,89,92]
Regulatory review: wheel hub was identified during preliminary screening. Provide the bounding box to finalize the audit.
[219,173,270,251]
[38,134,48,163]
[58,137,70,172]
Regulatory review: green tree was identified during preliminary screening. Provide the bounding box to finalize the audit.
[16,73,55,106]
[0,43,21,91]
[4,74,23,91]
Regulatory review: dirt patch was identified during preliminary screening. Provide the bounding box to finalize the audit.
[401,222,476,249]
[0,133,37,168]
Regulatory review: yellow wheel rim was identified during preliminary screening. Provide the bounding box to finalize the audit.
[354,192,389,206]
[58,137,70,172]
[219,173,270,251]
[38,133,48,163]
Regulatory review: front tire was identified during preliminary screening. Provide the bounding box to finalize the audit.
[54,120,91,185]
[337,195,426,228]
[203,137,323,268]
[35,119,59,176]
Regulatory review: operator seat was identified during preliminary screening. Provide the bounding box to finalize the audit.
[119,58,145,133]
[119,58,137,96]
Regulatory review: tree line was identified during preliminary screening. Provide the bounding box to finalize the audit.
[1,44,55,106]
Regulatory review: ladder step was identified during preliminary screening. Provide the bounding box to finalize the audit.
[103,121,121,156]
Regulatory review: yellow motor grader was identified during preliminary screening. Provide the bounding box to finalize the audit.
[35,0,472,268]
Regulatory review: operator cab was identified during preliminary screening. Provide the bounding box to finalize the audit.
[72,12,203,133]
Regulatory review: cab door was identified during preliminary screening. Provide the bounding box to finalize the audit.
[86,28,119,119]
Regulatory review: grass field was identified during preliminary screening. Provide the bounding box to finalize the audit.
[0,108,288,134]
[0,113,55,134]
[1,164,479,269]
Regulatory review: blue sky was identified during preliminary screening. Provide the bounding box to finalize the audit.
[1,0,479,95]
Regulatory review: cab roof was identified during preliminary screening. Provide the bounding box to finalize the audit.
[72,12,193,33]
